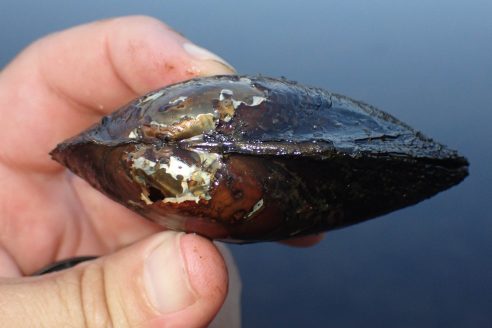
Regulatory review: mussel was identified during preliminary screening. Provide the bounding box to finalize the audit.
[51,75,468,242]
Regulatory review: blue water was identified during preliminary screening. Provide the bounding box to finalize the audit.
[1,1,491,326]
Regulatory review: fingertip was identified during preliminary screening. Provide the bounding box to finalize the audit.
[182,42,236,75]
[145,233,229,327]
[105,15,235,94]
[181,234,228,302]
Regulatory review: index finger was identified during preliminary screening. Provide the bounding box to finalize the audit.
[0,16,234,172]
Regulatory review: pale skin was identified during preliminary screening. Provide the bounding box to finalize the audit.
[0,16,322,327]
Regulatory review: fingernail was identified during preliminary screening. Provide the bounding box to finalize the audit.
[144,232,197,314]
[183,42,236,73]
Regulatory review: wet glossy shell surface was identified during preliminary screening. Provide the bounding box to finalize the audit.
[51,75,469,242]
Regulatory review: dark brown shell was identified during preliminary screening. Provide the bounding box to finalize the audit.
[51,75,468,242]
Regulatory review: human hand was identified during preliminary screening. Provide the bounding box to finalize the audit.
[0,15,321,327]
[0,16,240,327]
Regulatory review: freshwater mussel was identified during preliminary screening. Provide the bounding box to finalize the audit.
[51,75,468,242]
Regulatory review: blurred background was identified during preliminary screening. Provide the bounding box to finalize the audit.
[1,1,490,326]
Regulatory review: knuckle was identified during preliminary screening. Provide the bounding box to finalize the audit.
[78,262,115,328]
[55,262,127,328]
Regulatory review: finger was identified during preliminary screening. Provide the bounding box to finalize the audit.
[281,234,325,247]
[0,15,235,172]
[0,232,229,328]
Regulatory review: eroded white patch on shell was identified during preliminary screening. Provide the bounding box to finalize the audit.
[132,157,157,175]
[251,96,267,106]
[149,120,167,128]
[247,198,264,218]
[128,129,138,139]
[165,156,196,180]
[219,89,233,101]
[169,96,188,104]
[218,88,266,116]
[239,77,252,84]
[133,152,222,204]
[231,96,266,109]
[162,153,221,204]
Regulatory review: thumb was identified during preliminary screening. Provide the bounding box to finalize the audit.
[0,231,228,327]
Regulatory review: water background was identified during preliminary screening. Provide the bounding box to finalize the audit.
[1,1,491,327]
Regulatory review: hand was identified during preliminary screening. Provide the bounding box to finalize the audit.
[0,15,321,327]
[0,16,238,327]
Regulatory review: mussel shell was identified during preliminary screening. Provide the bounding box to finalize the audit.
[52,75,468,242]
